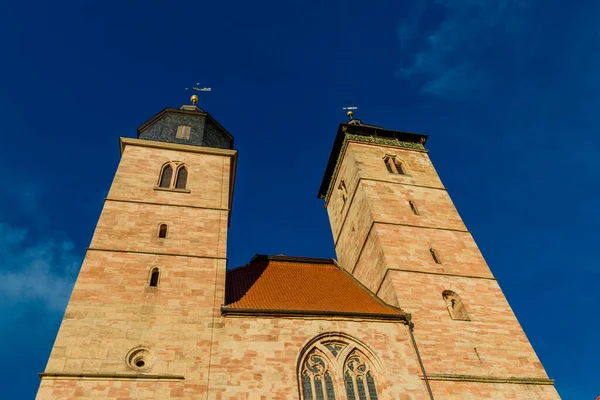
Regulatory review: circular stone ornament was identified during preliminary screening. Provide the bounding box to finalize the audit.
[125,346,154,371]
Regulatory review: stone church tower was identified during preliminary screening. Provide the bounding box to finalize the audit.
[36,104,560,399]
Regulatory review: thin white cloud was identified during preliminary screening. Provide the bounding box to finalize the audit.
[0,223,80,312]
[398,0,531,98]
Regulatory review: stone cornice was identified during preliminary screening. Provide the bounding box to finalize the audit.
[119,137,237,157]
[320,134,427,203]
[420,373,555,385]
[318,122,428,201]
[39,372,185,381]
[221,307,407,322]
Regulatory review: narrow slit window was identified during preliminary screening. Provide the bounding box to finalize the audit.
[175,167,188,189]
[158,224,168,238]
[149,268,159,287]
[384,157,394,173]
[159,165,173,188]
[409,200,419,215]
[430,247,442,264]
[339,180,348,209]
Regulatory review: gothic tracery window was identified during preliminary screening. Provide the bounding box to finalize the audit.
[157,163,189,191]
[299,336,382,400]
[301,350,336,400]
[344,351,379,400]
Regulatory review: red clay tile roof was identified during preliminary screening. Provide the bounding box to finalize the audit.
[223,255,405,319]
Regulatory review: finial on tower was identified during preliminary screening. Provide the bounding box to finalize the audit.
[343,106,358,120]
[343,106,362,125]
[185,83,212,105]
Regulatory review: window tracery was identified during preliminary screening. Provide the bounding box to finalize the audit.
[301,350,336,400]
[344,351,379,400]
[298,335,383,400]
[157,162,189,191]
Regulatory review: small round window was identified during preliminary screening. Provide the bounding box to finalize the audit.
[125,346,153,371]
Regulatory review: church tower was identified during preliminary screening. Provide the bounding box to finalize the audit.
[318,113,561,398]
[36,100,236,398]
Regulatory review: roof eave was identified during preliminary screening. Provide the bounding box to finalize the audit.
[136,107,234,144]
[220,306,407,321]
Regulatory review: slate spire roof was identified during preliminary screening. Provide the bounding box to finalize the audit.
[223,255,406,320]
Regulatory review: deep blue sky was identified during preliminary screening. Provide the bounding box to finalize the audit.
[1,0,598,398]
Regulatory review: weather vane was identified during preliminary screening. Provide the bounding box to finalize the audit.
[185,83,212,105]
[343,106,358,119]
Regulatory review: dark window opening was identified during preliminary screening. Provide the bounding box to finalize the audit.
[175,167,188,189]
[394,159,405,174]
[159,165,173,188]
[384,158,394,173]
[409,200,419,215]
[158,224,168,238]
[430,247,442,264]
[150,268,159,287]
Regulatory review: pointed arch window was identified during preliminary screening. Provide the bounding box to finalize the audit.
[156,163,190,192]
[301,350,337,400]
[443,290,469,320]
[175,166,188,189]
[159,165,173,188]
[149,268,160,287]
[344,351,379,400]
[299,335,383,400]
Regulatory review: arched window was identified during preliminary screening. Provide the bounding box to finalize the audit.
[298,334,384,400]
[159,165,173,188]
[158,224,168,239]
[149,268,160,287]
[442,290,469,320]
[301,349,337,400]
[344,351,379,400]
[175,167,188,189]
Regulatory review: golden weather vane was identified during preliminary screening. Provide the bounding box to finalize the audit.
[185,83,212,105]
[342,106,358,120]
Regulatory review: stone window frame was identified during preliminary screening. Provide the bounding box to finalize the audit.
[442,290,470,321]
[382,154,408,175]
[157,223,168,239]
[154,161,191,193]
[297,333,386,400]
[148,267,160,288]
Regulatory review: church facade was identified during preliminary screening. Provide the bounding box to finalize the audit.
[36,102,561,399]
